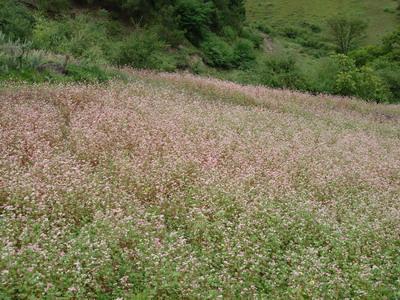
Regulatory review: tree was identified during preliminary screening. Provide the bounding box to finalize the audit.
[382,28,400,61]
[332,54,389,103]
[327,16,367,54]
[0,0,35,41]
[175,0,214,44]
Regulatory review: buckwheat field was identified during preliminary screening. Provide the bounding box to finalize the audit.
[1,72,399,299]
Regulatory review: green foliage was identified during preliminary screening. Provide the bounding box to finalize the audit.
[240,26,263,48]
[0,0,397,104]
[303,57,339,94]
[332,54,389,102]
[155,6,186,47]
[32,14,121,65]
[256,54,306,90]
[382,28,400,61]
[0,30,117,84]
[0,32,52,83]
[36,0,70,13]
[175,0,214,44]
[282,26,300,39]
[201,35,234,68]
[65,63,110,83]
[201,35,256,69]
[327,16,367,54]
[254,22,274,35]
[0,0,35,41]
[276,24,330,57]
[233,38,256,67]
[115,29,176,71]
[0,32,34,71]
[349,46,382,66]
[32,17,68,52]
[246,0,398,45]
[75,0,153,20]
[74,0,246,45]
[221,26,237,41]
[373,59,400,103]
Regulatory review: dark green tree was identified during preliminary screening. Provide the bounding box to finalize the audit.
[0,0,35,41]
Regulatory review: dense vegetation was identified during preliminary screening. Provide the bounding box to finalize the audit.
[0,0,399,102]
[1,72,399,299]
[1,2,400,298]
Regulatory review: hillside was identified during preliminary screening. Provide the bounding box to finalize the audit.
[1,72,399,298]
[1,0,400,103]
[246,0,399,43]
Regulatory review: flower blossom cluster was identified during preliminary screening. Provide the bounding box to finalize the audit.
[0,74,399,298]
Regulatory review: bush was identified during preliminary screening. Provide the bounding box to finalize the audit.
[233,39,256,68]
[156,6,186,47]
[115,29,176,70]
[0,32,33,71]
[382,29,400,61]
[349,46,382,66]
[221,26,237,41]
[175,0,214,44]
[373,59,400,103]
[32,17,69,52]
[256,54,307,90]
[65,64,110,83]
[240,26,263,49]
[0,0,35,41]
[36,0,70,14]
[255,22,273,35]
[32,15,114,65]
[201,35,234,68]
[332,54,389,102]
[282,26,300,39]
[304,57,339,94]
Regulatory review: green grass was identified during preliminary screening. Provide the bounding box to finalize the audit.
[246,0,399,44]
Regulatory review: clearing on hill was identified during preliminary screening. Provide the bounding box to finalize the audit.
[246,0,399,43]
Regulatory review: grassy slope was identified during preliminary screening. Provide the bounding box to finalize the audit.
[1,72,399,298]
[246,0,399,43]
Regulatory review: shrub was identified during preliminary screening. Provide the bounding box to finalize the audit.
[373,59,400,102]
[332,54,389,102]
[349,46,382,66]
[36,0,70,14]
[221,26,237,41]
[32,17,70,52]
[115,29,173,70]
[233,39,256,68]
[382,29,400,61]
[256,54,307,90]
[0,32,33,71]
[240,26,263,48]
[304,57,339,94]
[355,67,390,102]
[175,0,214,44]
[201,35,234,68]
[255,22,273,35]
[0,0,35,41]
[282,26,300,39]
[65,63,110,83]
[156,6,186,47]
[32,15,113,64]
